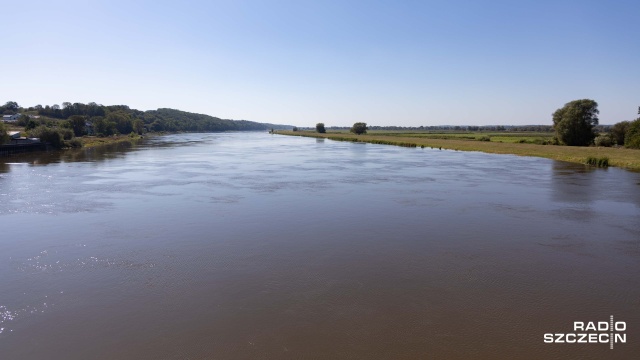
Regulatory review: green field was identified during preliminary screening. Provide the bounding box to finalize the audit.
[278,130,640,171]
[324,129,555,144]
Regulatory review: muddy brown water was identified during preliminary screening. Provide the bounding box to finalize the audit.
[1,132,639,359]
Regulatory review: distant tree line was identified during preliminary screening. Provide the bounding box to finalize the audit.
[35,102,106,119]
[143,108,275,133]
[1,101,290,149]
[4,99,640,149]
[0,101,19,115]
[7,101,288,136]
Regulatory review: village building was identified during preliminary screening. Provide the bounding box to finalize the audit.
[2,113,21,122]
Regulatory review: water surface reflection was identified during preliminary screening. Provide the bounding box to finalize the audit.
[0,133,639,359]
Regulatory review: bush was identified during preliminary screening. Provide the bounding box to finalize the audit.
[64,138,83,148]
[594,134,613,147]
[25,119,39,130]
[350,122,367,135]
[478,136,491,141]
[586,157,609,167]
[17,114,30,126]
[28,126,64,148]
[316,123,326,133]
[60,128,74,140]
[611,121,630,145]
[292,126,298,132]
[625,118,640,149]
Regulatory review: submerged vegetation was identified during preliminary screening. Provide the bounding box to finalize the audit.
[586,157,609,168]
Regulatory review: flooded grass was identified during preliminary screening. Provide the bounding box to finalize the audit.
[278,131,640,170]
[586,156,609,167]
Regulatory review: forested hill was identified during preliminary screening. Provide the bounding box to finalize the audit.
[24,102,289,133]
[144,108,288,132]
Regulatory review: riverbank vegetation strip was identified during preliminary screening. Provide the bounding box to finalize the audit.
[277,131,640,171]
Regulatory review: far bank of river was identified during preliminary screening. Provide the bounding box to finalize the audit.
[277,130,640,171]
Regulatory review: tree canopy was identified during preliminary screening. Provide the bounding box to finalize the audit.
[625,118,640,149]
[316,123,326,133]
[25,102,287,135]
[610,121,630,146]
[552,99,599,146]
[1,101,19,114]
[68,115,86,137]
[350,122,367,135]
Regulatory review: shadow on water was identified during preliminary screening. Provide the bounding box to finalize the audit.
[551,160,640,208]
[0,140,143,173]
[550,162,596,204]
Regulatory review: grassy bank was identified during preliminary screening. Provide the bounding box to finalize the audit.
[325,129,555,144]
[81,134,144,148]
[277,131,640,171]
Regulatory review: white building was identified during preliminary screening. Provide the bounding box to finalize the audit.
[2,113,20,122]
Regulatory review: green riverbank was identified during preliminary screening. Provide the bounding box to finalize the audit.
[277,131,640,171]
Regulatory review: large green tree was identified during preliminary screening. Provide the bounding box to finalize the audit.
[68,115,86,137]
[625,118,640,149]
[1,101,19,114]
[611,121,630,145]
[92,116,117,136]
[106,111,133,134]
[350,122,367,135]
[552,99,599,146]
[316,123,326,133]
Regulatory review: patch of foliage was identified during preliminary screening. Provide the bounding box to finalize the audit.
[611,121,630,146]
[625,118,640,149]
[586,157,609,167]
[28,126,64,148]
[552,99,599,146]
[594,134,613,147]
[350,122,367,135]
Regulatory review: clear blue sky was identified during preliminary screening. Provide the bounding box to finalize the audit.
[2,0,638,126]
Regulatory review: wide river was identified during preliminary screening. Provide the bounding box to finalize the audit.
[0,132,638,359]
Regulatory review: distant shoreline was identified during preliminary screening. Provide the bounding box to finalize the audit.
[277,130,640,171]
